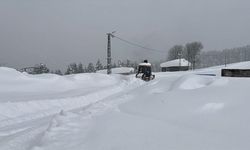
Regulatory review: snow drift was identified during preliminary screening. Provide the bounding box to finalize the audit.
[1,61,250,150]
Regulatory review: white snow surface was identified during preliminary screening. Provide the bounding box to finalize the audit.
[0,62,250,150]
[96,67,134,74]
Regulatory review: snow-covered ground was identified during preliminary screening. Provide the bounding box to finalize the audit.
[96,67,135,74]
[0,62,250,150]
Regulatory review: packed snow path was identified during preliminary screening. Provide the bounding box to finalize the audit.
[0,68,144,150]
[1,62,250,150]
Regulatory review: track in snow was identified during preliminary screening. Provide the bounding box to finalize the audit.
[0,74,144,150]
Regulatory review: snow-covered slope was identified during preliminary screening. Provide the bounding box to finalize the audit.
[0,62,250,150]
[0,68,129,120]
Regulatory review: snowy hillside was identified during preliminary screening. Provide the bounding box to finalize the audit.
[0,62,250,150]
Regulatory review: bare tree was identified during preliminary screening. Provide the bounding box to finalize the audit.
[185,42,203,69]
[167,45,184,61]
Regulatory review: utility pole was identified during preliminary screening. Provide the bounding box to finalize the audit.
[245,49,247,61]
[178,52,182,71]
[224,50,227,67]
[106,32,115,74]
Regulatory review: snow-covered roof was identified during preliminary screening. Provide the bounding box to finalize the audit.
[139,63,151,66]
[97,67,135,74]
[160,59,190,68]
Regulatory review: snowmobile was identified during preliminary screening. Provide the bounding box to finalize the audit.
[135,60,155,81]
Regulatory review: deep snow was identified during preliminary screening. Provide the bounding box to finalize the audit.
[96,67,135,74]
[0,62,250,150]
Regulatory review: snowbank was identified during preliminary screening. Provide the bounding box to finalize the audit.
[170,74,216,90]
[0,67,130,123]
[97,67,134,74]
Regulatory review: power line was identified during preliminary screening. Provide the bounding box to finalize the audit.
[112,35,166,54]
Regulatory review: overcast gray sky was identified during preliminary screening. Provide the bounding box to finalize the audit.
[0,0,250,70]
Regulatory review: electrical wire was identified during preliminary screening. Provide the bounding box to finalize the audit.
[112,35,166,54]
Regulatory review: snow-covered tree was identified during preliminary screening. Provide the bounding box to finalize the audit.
[33,63,50,74]
[95,59,103,71]
[55,69,63,75]
[78,63,84,73]
[87,63,95,73]
[65,63,78,74]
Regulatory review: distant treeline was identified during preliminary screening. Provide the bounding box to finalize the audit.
[16,44,250,75]
[167,42,250,69]
[198,45,250,68]
[21,59,139,75]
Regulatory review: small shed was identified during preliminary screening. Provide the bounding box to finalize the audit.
[160,59,190,72]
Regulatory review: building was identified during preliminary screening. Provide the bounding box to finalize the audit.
[160,59,190,72]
